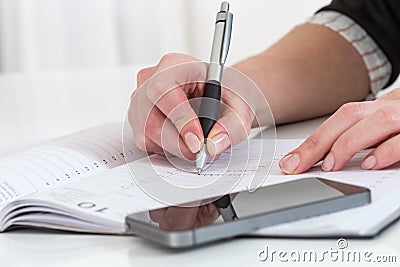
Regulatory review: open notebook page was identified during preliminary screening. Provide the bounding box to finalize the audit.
[18,139,270,232]
[25,139,400,235]
[0,123,139,208]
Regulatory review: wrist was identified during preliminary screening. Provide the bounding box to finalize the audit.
[232,54,273,127]
[232,23,369,126]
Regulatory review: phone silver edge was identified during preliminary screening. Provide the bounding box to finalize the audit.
[125,179,371,249]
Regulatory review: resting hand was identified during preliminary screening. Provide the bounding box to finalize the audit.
[280,88,400,174]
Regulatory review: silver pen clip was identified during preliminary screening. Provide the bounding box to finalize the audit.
[207,2,233,82]
[218,2,233,65]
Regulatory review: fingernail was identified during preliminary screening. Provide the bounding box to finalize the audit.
[362,155,377,170]
[184,132,201,153]
[279,153,300,174]
[322,153,335,172]
[208,133,230,156]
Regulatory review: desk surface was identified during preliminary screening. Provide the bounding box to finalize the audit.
[0,117,399,267]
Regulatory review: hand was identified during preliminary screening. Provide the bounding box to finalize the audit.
[129,53,255,160]
[279,88,400,174]
[149,202,220,231]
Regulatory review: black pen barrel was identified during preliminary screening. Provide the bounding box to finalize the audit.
[198,80,221,138]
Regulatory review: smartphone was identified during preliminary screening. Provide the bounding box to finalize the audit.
[125,178,370,249]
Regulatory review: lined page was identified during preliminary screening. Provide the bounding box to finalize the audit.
[28,139,272,228]
[0,123,141,207]
[29,139,400,235]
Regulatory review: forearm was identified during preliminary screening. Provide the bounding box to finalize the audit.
[233,23,369,125]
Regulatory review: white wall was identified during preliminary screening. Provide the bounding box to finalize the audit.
[0,0,331,71]
[186,0,331,64]
[0,0,399,149]
[0,0,190,71]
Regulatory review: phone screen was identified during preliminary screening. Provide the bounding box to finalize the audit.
[126,178,370,248]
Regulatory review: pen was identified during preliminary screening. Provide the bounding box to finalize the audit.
[196,1,233,174]
[196,2,237,222]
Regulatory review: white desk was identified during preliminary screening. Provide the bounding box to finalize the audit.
[0,117,399,267]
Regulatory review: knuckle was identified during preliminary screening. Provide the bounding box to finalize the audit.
[303,135,321,151]
[376,106,400,122]
[373,138,400,168]
[380,144,395,160]
[338,102,364,119]
[137,68,147,81]
[331,138,349,153]
[159,53,181,64]
[159,53,199,70]
[169,112,192,132]
[146,79,168,103]
[130,89,138,101]
[137,66,158,88]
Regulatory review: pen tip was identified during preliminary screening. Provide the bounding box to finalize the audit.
[197,168,201,175]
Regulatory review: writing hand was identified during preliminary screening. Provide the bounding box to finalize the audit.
[129,53,255,160]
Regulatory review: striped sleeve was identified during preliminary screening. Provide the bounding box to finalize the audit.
[308,11,392,99]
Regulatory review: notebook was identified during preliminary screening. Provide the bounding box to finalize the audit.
[0,123,399,236]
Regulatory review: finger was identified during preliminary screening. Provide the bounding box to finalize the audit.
[131,66,158,101]
[129,98,147,151]
[362,133,400,170]
[131,87,195,159]
[143,137,164,154]
[326,106,400,171]
[145,58,207,154]
[377,88,400,101]
[194,204,220,227]
[145,106,195,160]
[157,206,199,231]
[128,98,164,154]
[132,131,163,154]
[280,101,387,174]
[149,208,167,223]
[148,85,204,154]
[206,112,248,156]
[137,66,158,87]
[207,94,254,156]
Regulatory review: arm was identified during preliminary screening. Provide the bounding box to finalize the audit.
[234,23,369,125]
[131,0,400,230]
[129,23,370,160]
[130,1,400,170]
[320,0,400,86]
[278,0,400,174]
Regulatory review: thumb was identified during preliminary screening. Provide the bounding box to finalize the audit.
[206,109,251,156]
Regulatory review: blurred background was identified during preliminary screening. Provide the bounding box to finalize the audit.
[0,0,398,151]
[0,0,330,71]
